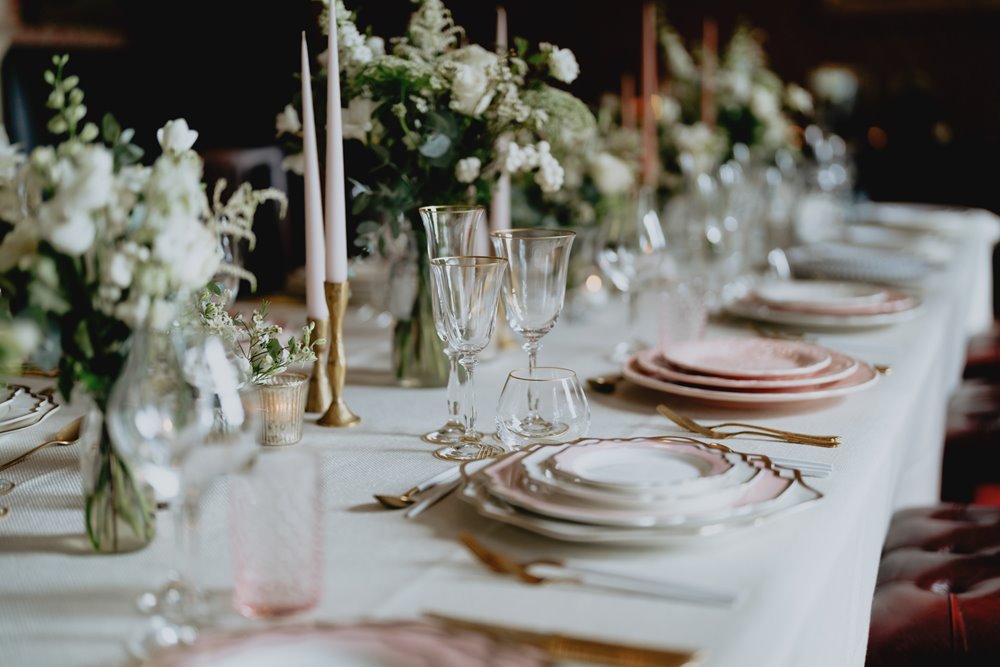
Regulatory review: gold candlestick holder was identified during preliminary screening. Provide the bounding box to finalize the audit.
[317,281,360,427]
[305,317,331,413]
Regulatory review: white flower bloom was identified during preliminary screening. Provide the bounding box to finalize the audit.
[659,96,682,126]
[447,45,498,117]
[151,220,219,291]
[281,152,305,175]
[366,35,385,58]
[275,104,302,136]
[541,43,580,84]
[785,83,813,114]
[156,119,199,155]
[104,251,134,288]
[0,223,36,272]
[47,209,97,256]
[455,156,481,183]
[750,86,780,122]
[343,97,376,142]
[589,152,634,196]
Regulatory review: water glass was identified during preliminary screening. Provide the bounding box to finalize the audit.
[495,367,590,450]
[230,449,323,618]
[256,372,309,446]
[657,276,709,353]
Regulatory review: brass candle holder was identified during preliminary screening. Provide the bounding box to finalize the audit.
[317,281,360,427]
[305,317,331,413]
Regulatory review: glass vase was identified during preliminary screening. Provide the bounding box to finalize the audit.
[387,221,449,388]
[79,397,156,553]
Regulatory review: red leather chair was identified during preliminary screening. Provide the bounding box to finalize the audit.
[867,505,1000,666]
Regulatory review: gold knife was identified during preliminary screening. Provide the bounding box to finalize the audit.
[425,612,703,667]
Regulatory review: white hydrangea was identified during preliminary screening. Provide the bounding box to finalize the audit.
[455,156,481,183]
[541,43,579,84]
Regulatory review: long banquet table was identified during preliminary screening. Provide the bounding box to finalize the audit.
[1,203,998,667]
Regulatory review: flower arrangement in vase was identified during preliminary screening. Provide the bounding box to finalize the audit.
[277,0,590,386]
[0,56,282,552]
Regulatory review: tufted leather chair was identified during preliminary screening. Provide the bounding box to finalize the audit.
[867,505,1000,666]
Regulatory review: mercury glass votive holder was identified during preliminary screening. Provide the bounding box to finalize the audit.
[257,372,309,446]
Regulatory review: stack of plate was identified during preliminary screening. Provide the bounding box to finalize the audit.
[459,437,822,544]
[0,385,60,436]
[622,337,878,406]
[725,279,923,329]
[784,242,937,284]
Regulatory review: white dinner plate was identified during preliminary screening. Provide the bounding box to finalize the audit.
[623,356,879,407]
[635,349,859,390]
[724,296,923,330]
[786,242,937,284]
[0,390,60,434]
[753,279,889,309]
[0,385,23,420]
[523,443,759,513]
[662,338,832,378]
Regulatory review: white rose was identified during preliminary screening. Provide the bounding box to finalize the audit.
[343,97,376,142]
[156,119,199,155]
[543,44,580,84]
[589,152,634,196]
[448,45,498,117]
[455,157,481,183]
[275,104,302,136]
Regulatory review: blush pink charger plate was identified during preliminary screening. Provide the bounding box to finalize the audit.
[141,622,548,667]
[624,338,878,406]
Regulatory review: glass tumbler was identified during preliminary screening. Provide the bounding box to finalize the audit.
[495,367,591,450]
[229,449,323,618]
[256,372,309,446]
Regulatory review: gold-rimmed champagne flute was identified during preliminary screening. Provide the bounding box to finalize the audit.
[429,256,507,461]
[490,228,575,436]
[418,205,484,445]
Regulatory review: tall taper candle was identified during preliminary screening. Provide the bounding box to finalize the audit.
[701,17,718,130]
[621,72,636,129]
[641,2,658,187]
[490,6,511,236]
[302,33,329,319]
[496,6,508,49]
[325,2,348,283]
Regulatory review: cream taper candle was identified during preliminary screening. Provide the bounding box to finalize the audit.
[325,1,348,283]
[302,33,328,319]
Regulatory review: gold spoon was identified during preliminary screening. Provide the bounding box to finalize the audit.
[0,417,83,478]
[373,466,461,510]
[586,374,622,394]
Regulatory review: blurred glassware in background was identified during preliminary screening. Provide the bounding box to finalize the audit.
[212,234,242,304]
[597,185,667,361]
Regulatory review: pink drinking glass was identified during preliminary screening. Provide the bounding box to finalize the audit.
[229,449,323,618]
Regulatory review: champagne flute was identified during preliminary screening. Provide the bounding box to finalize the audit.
[418,205,484,445]
[429,256,507,461]
[596,186,667,361]
[490,228,575,436]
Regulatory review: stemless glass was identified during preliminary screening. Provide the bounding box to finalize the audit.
[429,256,507,461]
[596,186,667,361]
[418,205,484,445]
[495,367,590,450]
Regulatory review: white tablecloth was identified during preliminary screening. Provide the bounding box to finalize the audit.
[1,204,997,667]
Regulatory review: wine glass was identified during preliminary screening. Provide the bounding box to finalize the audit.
[418,205,484,445]
[495,367,590,450]
[110,332,259,657]
[596,185,667,361]
[429,256,507,461]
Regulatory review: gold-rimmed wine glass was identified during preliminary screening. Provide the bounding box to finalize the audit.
[418,205,484,445]
[429,256,507,461]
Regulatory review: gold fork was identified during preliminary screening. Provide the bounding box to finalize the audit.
[656,404,841,448]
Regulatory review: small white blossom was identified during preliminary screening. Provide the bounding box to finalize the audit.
[156,118,199,155]
[785,83,813,114]
[275,104,302,136]
[343,96,376,142]
[541,43,579,84]
[589,152,634,196]
[281,152,305,175]
[455,156,481,183]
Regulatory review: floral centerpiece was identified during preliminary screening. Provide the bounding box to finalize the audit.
[657,21,813,190]
[0,56,276,552]
[277,0,588,386]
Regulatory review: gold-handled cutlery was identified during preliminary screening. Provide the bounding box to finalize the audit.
[458,532,738,606]
[426,612,703,667]
[656,404,841,447]
[586,374,623,394]
[0,417,83,477]
[373,466,461,509]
